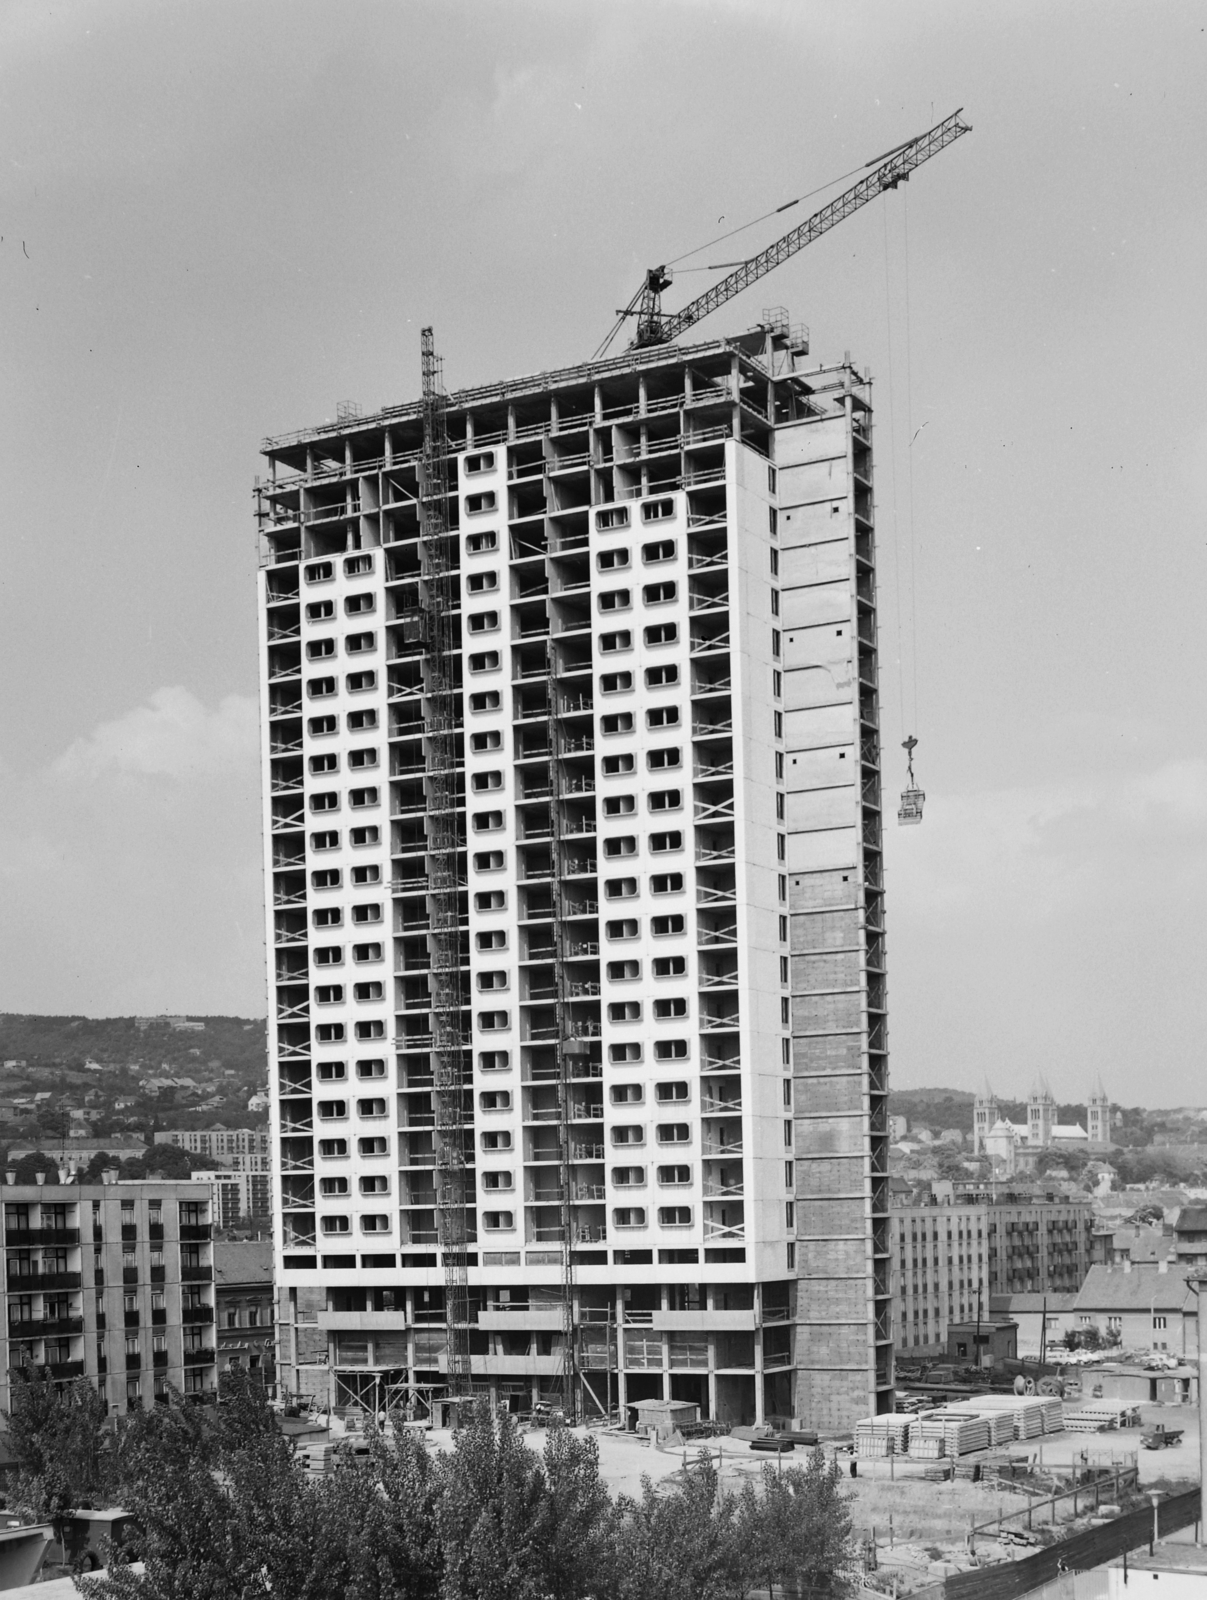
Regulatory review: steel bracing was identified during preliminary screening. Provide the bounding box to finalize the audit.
[419,327,472,1391]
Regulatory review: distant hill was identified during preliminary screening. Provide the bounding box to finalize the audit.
[888,1086,977,1133]
[0,1014,266,1080]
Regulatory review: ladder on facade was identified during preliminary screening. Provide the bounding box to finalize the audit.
[546,644,583,1423]
[419,327,472,1394]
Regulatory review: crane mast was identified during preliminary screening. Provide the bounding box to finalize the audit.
[630,109,971,348]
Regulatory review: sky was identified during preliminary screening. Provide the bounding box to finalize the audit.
[1,0,1205,1106]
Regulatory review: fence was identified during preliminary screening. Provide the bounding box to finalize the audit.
[908,1487,1199,1600]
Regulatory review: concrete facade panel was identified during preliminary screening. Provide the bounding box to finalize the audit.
[786,828,859,873]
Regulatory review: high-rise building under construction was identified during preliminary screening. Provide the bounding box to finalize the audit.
[259,318,891,1430]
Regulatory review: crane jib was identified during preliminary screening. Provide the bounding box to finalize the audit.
[631,109,971,348]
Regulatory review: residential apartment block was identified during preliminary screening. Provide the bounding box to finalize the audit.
[893,1187,1092,1358]
[154,1128,271,1169]
[1,1180,217,1415]
[259,322,891,1429]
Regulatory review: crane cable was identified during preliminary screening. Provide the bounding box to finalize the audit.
[593,153,881,360]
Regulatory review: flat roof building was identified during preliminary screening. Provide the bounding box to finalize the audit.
[0,1181,216,1416]
[893,1187,1092,1358]
[259,322,891,1429]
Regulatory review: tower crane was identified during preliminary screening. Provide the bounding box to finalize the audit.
[612,108,970,351]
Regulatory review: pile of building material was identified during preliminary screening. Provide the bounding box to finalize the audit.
[971,1395,1064,1439]
[944,1403,1015,1447]
[910,1410,992,1457]
[1063,1401,1141,1432]
[854,1415,912,1457]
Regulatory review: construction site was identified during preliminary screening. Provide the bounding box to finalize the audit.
[253,104,1207,1594]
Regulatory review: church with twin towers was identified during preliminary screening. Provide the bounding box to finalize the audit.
[973,1080,1114,1161]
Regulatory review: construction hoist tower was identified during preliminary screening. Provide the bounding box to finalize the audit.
[546,643,583,1422]
[418,327,472,1397]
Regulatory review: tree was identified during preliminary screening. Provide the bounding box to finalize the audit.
[612,1455,744,1600]
[5,1368,116,1543]
[737,1451,856,1599]
[537,1424,619,1600]
[12,1152,59,1185]
[88,1372,343,1600]
[322,1418,444,1600]
[435,1404,556,1600]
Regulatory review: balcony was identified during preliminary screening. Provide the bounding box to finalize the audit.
[6,1315,84,1339]
[5,1272,81,1293]
[183,1347,216,1367]
[181,1264,212,1283]
[4,1229,80,1247]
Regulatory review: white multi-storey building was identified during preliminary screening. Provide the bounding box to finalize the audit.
[259,320,891,1429]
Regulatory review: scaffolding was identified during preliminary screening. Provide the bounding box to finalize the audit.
[546,644,583,1422]
[419,327,472,1393]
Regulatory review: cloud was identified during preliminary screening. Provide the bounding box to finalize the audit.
[0,689,264,1016]
[886,756,1207,1104]
[52,687,258,781]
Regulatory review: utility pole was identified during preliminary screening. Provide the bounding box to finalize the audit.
[1190,1278,1207,1544]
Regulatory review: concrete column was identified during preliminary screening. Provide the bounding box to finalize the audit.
[754,1326,765,1424]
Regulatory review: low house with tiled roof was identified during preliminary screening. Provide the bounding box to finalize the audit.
[1171,1207,1207,1274]
[1071,1262,1196,1358]
[989,1291,1079,1355]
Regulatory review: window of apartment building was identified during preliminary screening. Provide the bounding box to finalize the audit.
[609,1043,643,1064]
[601,712,634,736]
[465,571,498,594]
[644,623,677,647]
[469,650,501,672]
[607,960,640,982]
[306,600,334,622]
[600,631,632,654]
[608,1002,642,1023]
[648,790,681,812]
[464,450,496,475]
[465,530,498,553]
[309,753,338,775]
[642,498,674,522]
[469,691,501,714]
[600,671,633,694]
[646,664,678,688]
[643,581,676,605]
[647,706,679,730]
[653,1040,688,1061]
[643,539,675,563]
[602,795,635,817]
